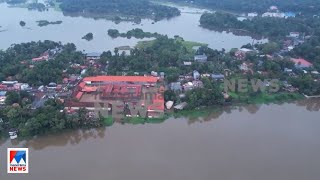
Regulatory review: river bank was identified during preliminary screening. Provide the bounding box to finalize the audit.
[0,94,309,140]
[1,100,320,180]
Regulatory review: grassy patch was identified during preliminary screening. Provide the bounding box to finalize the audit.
[174,107,220,119]
[103,117,114,126]
[123,115,168,125]
[178,40,207,53]
[123,117,147,125]
[229,92,240,99]
[136,38,207,53]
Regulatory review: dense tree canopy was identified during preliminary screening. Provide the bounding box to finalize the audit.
[200,12,320,39]
[59,0,181,21]
[185,78,224,109]
[0,41,84,85]
[291,35,320,71]
[82,32,93,41]
[19,21,26,27]
[108,28,161,39]
[1,98,105,137]
[164,0,320,15]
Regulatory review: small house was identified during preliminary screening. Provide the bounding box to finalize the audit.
[170,82,182,92]
[193,70,200,80]
[151,71,158,77]
[269,6,278,11]
[47,82,57,90]
[192,80,204,88]
[183,82,194,91]
[174,102,188,110]
[160,72,165,79]
[248,12,258,17]
[285,12,296,18]
[194,54,207,63]
[284,68,293,73]
[239,63,249,71]
[289,32,300,38]
[212,74,225,81]
[86,52,102,60]
[224,69,232,77]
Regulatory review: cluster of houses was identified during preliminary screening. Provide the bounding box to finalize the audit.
[0,81,33,105]
[231,31,320,93]
[31,47,62,63]
[170,70,227,93]
[282,32,307,52]
[247,6,296,19]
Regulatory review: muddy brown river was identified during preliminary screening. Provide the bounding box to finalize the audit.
[1,99,320,180]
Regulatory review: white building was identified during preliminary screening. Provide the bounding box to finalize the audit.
[248,12,258,17]
[239,63,249,71]
[262,12,285,18]
[0,96,6,105]
[269,6,278,11]
[193,70,200,80]
[289,32,300,38]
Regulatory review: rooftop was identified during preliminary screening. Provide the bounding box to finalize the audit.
[291,58,313,67]
[83,76,159,83]
[86,52,102,57]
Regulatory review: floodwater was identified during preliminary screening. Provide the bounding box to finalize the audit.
[0,3,266,52]
[1,99,320,180]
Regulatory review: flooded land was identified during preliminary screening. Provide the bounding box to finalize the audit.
[1,100,320,180]
[0,3,266,52]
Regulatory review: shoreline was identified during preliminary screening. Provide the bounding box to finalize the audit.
[0,95,306,141]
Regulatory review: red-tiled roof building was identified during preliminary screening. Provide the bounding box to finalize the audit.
[291,58,313,69]
[83,76,158,84]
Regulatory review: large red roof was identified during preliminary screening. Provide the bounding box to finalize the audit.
[148,93,164,111]
[82,86,98,92]
[75,92,83,100]
[83,76,158,83]
[32,55,49,62]
[79,82,86,88]
[291,58,313,67]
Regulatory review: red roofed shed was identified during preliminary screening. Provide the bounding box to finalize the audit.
[83,76,158,83]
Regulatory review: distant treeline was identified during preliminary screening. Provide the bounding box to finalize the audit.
[58,0,181,21]
[200,12,320,39]
[164,0,320,15]
[5,0,27,4]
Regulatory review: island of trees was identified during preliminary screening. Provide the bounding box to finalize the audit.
[107,28,161,39]
[82,33,93,41]
[59,0,181,21]
[36,20,63,27]
[19,21,26,27]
